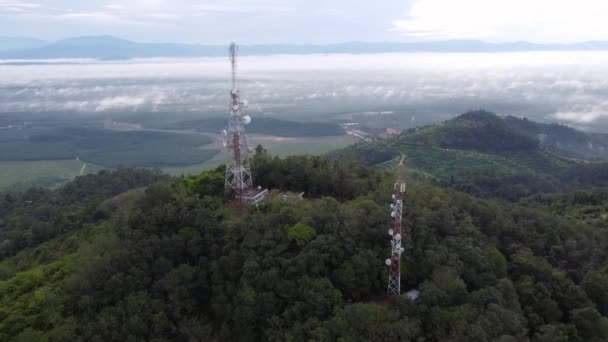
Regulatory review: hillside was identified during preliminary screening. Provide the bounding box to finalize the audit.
[333,111,608,200]
[505,116,608,160]
[1,153,608,340]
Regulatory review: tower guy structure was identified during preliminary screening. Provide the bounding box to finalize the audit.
[386,155,407,296]
[224,43,254,202]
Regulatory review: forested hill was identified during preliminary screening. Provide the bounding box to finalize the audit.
[333,110,608,200]
[440,111,539,153]
[504,116,608,161]
[1,151,608,341]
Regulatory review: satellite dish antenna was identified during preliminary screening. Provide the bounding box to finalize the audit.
[388,229,393,236]
[391,211,396,218]
[241,99,249,107]
[385,259,392,266]
[243,115,252,125]
[232,105,239,111]
[394,234,401,240]
[231,89,238,95]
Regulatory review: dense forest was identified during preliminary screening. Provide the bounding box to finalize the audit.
[1,148,608,341]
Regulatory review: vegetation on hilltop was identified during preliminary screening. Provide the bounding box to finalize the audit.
[440,111,538,152]
[1,152,608,340]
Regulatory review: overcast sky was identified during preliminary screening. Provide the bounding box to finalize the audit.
[1,0,608,44]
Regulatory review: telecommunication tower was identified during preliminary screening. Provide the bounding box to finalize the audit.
[223,43,253,201]
[386,155,407,296]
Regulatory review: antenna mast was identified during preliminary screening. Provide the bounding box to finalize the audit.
[386,155,406,296]
[224,42,253,202]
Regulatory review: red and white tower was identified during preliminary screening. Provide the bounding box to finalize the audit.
[224,43,253,201]
[386,155,406,296]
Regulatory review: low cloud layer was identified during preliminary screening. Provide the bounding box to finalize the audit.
[1,51,608,131]
[392,0,608,42]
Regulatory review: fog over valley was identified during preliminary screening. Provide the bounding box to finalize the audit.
[2,51,608,131]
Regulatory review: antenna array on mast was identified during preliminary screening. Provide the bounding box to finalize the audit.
[224,42,253,202]
[386,155,407,296]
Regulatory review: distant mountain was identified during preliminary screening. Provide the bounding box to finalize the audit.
[4,36,608,59]
[0,36,47,52]
[0,36,225,59]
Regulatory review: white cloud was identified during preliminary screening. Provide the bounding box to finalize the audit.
[56,11,136,25]
[103,4,124,10]
[95,95,147,111]
[393,0,608,43]
[2,52,608,130]
[0,0,40,12]
[196,3,293,13]
[554,103,608,124]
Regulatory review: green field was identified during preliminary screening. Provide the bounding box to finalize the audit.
[163,134,353,176]
[0,127,219,168]
[1,134,353,189]
[0,160,104,191]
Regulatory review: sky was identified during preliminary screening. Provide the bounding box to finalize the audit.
[1,0,608,44]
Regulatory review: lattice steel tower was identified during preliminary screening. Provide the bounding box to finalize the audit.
[386,155,407,296]
[224,43,253,200]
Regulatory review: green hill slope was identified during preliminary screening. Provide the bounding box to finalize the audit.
[334,111,608,199]
[2,154,608,341]
[505,115,608,161]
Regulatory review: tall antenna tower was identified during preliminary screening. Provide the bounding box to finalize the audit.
[224,43,253,201]
[386,155,406,296]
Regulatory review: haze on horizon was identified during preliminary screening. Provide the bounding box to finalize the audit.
[1,0,608,44]
[2,51,608,133]
[3,1,608,132]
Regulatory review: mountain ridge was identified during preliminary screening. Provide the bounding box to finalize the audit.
[0,36,47,52]
[4,35,608,59]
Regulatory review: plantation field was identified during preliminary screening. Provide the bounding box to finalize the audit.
[377,146,575,180]
[0,133,354,189]
[0,127,220,168]
[376,124,573,177]
[163,134,353,176]
[250,134,353,157]
[0,160,104,191]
